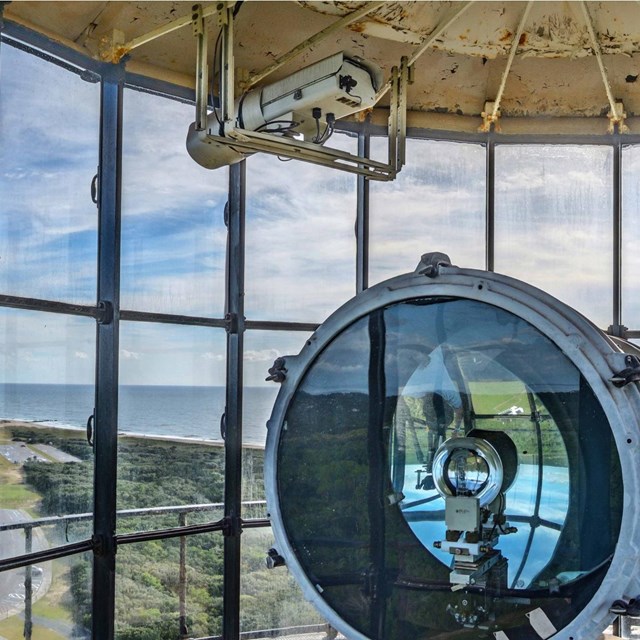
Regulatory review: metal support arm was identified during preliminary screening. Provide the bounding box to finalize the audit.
[191,3,406,180]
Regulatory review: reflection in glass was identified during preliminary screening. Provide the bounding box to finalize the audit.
[121,89,227,317]
[0,43,99,303]
[245,133,357,323]
[369,138,486,286]
[495,145,613,328]
[278,298,621,639]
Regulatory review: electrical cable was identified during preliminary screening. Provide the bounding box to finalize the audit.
[211,27,223,129]
[255,119,300,134]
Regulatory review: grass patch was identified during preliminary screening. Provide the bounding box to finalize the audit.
[0,615,66,640]
[0,482,40,509]
[32,562,73,623]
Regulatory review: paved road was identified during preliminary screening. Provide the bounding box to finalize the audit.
[0,510,50,621]
[29,444,81,463]
[0,444,47,465]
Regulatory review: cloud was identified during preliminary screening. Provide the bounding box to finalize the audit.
[244,348,281,362]
[202,352,225,361]
[120,349,141,360]
[75,351,89,359]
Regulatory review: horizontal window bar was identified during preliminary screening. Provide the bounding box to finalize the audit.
[0,502,270,570]
[0,539,93,572]
[0,294,98,318]
[195,624,332,640]
[121,309,319,332]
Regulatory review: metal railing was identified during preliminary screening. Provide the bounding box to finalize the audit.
[0,500,271,640]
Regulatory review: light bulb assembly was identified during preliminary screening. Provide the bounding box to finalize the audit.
[265,252,640,640]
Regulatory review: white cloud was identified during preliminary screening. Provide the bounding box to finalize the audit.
[202,352,224,361]
[75,351,89,359]
[244,348,281,363]
[120,349,141,360]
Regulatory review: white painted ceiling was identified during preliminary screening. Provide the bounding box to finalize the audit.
[5,1,640,132]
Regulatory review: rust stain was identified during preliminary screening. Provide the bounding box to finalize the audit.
[519,33,527,46]
[349,21,366,33]
[500,29,513,42]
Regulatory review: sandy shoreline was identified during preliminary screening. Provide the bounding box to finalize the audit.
[0,420,265,450]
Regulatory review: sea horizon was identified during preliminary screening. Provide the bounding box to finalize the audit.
[0,382,278,447]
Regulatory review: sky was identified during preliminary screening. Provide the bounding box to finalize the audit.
[0,40,636,389]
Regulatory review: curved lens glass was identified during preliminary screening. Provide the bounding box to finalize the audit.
[444,447,490,495]
[277,298,622,639]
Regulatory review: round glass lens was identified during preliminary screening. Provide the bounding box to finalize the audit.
[444,447,490,496]
[276,297,622,639]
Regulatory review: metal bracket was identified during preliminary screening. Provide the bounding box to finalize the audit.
[221,515,242,538]
[96,300,114,325]
[611,354,640,387]
[608,100,629,134]
[607,323,629,339]
[266,547,286,569]
[266,357,287,383]
[92,533,116,557]
[480,100,500,133]
[224,312,239,334]
[416,252,453,278]
[191,1,406,180]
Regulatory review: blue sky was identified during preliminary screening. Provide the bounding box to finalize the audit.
[0,40,634,388]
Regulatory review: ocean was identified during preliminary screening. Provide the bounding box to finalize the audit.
[0,383,279,447]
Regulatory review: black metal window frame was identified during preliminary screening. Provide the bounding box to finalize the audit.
[1,15,640,640]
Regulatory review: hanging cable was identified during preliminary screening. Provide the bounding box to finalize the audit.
[481,0,534,131]
[580,0,627,132]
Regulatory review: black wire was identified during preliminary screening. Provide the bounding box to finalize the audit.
[211,27,223,128]
[255,120,300,134]
[233,1,244,17]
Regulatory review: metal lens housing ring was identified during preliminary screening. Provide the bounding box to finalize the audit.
[432,436,504,506]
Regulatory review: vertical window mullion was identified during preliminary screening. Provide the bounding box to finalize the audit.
[357,124,371,294]
[92,61,124,640]
[486,135,495,272]
[612,136,623,335]
[223,160,246,640]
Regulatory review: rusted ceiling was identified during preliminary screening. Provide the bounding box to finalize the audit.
[4,1,640,133]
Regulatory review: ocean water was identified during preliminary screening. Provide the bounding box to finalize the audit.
[0,383,279,447]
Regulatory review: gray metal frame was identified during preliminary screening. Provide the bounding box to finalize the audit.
[265,260,640,640]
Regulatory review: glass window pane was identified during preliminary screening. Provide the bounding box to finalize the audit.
[245,133,357,323]
[0,308,95,559]
[0,44,99,304]
[241,527,324,635]
[0,554,92,639]
[243,330,311,448]
[116,534,222,639]
[369,138,486,285]
[121,89,227,317]
[242,330,311,517]
[495,145,613,328]
[117,322,226,532]
[622,145,640,329]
